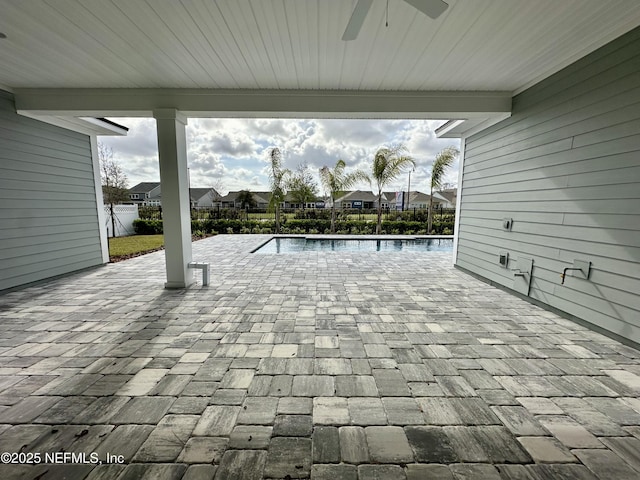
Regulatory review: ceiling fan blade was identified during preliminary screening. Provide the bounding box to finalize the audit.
[342,0,374,41]
[404,0,449,19]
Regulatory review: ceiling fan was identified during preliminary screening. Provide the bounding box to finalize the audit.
[342,0,449,41]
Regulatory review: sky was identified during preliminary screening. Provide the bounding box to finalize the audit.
[98,118,461,196]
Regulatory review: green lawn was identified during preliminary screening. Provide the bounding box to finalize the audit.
[108,234,164,260]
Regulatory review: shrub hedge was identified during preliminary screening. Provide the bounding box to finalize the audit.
[134,217,454,235]
[132,219,164,235]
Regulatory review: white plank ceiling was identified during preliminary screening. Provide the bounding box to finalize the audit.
[1,0,640,93]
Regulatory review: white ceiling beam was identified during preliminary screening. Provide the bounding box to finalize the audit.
[15,88,512,119]
[17,113,129,136]
[435,119,467,137]
[79,117,129,136]
[436,113,513,139]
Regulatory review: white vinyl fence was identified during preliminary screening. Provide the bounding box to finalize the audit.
[104,204,139,237]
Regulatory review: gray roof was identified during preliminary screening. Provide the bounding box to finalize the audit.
[190,188,220,201]
[437,189,457,204]
[383,191,400,203]
[128,182,160,193]
[146,187,219,201]
[335,190,380,203]
[220,191,271,204]
[407,191,432,203]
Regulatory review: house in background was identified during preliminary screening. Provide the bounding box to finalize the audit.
[434,189,457,209]
[381,192,399,210]
[144,186,221,208]
[283,193,324,210]
[127,182,161,205]
[379,191,447,211]
[145,191,162,207]
[405,191,433,210]
[220,191,271,209]
[334,190,445,211]
[219,192,238,209]
[333,190,379,209]
[219,191,326,210]
[398,190,458,210]
[189,188,221,208]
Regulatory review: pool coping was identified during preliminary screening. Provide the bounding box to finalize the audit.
[250,234,454,253]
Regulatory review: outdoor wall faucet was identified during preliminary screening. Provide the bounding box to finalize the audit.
[559,260,592,285]
[560,267,582,285]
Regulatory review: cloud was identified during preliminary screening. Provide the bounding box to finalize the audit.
[98,118,159,187]
[103,118,158,159]
[188,120,257,158]
[99,117,461,193]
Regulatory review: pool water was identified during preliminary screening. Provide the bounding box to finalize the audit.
[253,237,453,254]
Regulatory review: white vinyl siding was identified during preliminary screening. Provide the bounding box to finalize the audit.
[0,91,104,290]
[456,27,640,344]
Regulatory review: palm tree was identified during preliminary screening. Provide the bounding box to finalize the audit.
[319,159,369,233]
[371,145,415,234]
[268,147,290,234]
[428,146,459,233]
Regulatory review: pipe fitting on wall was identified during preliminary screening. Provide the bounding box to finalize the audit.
[560,260,591,285]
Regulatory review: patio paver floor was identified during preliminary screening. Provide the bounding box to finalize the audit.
[0,234,639,479]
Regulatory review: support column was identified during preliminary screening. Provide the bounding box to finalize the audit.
[452,137,466,266]
[154,109,194,288]
[90,135,109,264]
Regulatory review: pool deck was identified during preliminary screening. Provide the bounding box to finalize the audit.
[0,234,639,479]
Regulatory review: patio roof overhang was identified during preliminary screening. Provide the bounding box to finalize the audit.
[3,1,640,137]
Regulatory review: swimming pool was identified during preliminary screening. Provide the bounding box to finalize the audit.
[253,237,453,254]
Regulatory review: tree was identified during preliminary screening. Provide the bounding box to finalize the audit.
[99,142,129,238]
[319,159,369,234]
[236,190,257,209]
[371,144,415,234]
[287,162,318,210]
[209,175,225,208]
[268,148,290,233]
[428,146,459,233]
